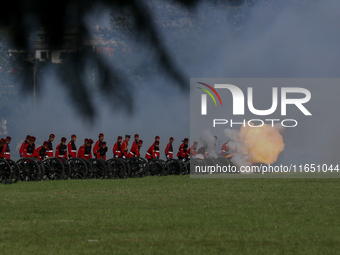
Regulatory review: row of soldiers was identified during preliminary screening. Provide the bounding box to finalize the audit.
[0,133,199,161]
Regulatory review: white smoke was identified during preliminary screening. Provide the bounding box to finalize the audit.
[223,128,252,167]
[200,129,217,158]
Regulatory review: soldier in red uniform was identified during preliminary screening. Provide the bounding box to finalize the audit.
[128,140,143,158]
[129,134,139,158]
[68,134,77,158]
[221,141,230,157]
[121,135,130,159]
[82,139,93,160]
[177,138,189,160]
[36,141,49,161]
[113,136,122,158]
[153,135,160,146]
[46,134,55,158]
[2,136,11,159]
[165,137,174,159]
[93,133,104,156]
[188,141,198,158]
[96,141,108,160]
[77,138,88,158]
[0,139,6,158]
[19,135,31,158]
[56,137,68,159]
[23,136,36,158]
[145,141,160,160]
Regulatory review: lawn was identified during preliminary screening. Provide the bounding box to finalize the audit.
[1,176,340,254]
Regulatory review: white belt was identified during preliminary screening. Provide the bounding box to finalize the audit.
[155,150,159,153]
[47,150,53,153]
[115,151,121,153]
[168,151,173,154]
[4,152,10,154]
[58,155,64,157]
[71,150,76,152]
[146,152,151,156]
[84,154,89,156]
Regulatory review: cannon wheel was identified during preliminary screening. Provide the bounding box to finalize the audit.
[16,158,42,181]
[42,157,65,180]
[82,159,94,179]
[181,159,190,175]
[0,159,12,183]
[166,159,182,175]
[103,160,112,179]
[148,159,168,176]
[107,158,127,179]
[6,159,20,183]
[67,158,88,179]
[215,157,235,173]
[190,158,205,175]
[89,159,107,179]
[127,157,149,178]
[58,158,71,179]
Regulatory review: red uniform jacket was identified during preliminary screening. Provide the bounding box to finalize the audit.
[221,142,229,156]
[93,140,101,156]
[1,144,10,159]
[164,143,173,159]
[129,141,139,158]
[177,143,188,158]
[47,140,53,158]
[56,144,68,159]
[189,146,197,157]
[68,141,77,158]
[77,145,85,158]
[23,144,36,158]
[36,146,48,161]
[121,140,129,158]
[0,144,7,159]
[19,141,28,157]
[145,145,160,160]
[113,142,122,158]
[79,145,92,160]
[96,147,108,160]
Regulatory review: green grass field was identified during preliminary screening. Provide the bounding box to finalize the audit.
[1,176,340,254]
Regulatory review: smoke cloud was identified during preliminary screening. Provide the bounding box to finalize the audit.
[3,0,340,165]
[200,129,217,158]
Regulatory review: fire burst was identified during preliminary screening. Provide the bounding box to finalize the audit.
[224,123,285,167]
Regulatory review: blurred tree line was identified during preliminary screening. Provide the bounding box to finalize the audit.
[0,0,316,137]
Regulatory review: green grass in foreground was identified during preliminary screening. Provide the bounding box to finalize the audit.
[1,176,340,254]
